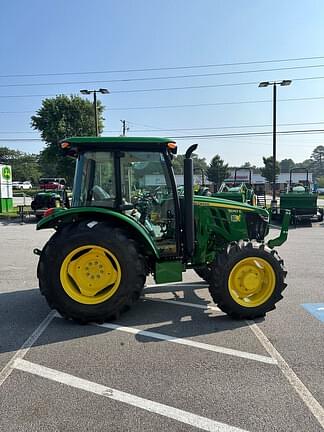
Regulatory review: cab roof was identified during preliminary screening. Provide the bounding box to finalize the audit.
[60,136,176,153]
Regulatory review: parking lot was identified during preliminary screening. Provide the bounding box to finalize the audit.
[0,221,323,431]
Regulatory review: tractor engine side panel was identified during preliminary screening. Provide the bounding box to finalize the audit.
[191,203,267,266]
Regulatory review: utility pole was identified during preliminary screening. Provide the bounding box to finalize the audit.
[120,120,129,136]
[80,88,110,136]
[258,80,292,207]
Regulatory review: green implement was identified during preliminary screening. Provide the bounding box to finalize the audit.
[272,167,323,224]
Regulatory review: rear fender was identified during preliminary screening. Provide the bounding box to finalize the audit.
[36,207,160,259]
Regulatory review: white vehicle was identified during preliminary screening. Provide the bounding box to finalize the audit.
[12,181,22,189]
[21,181,33,190]
[12,181,33,190]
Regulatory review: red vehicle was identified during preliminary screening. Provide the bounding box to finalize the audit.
[39,177,66,190]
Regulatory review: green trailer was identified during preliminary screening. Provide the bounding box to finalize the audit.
[34,137,289,323]
[272,168,323,224]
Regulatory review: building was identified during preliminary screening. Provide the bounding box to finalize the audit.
[226,169,314,193]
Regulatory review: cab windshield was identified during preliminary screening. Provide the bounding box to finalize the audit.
[73,150,177,254]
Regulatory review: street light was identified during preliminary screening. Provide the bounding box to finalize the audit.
[80,88,110,136]
[258,80,292,206]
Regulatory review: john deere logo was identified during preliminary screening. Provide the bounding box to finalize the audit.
[2,166,11,181]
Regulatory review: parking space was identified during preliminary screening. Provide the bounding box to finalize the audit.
[0,222,323,431]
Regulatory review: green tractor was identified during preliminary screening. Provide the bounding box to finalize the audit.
[272,168,323,224]
[34,137,289,323]
[212,169,257,206]
[31,178,70,221]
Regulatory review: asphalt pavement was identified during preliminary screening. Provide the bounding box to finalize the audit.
[0,221,323,431]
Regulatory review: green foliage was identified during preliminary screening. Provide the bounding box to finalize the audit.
[260,156,280,183]
[31,95,105,184]
[238,162,260,173]
[310,145,324,177]
[317,176,324,187]
[0,147,41,183]
[279,158,295,173]
[172,153,208,175]
[206,155,229,188]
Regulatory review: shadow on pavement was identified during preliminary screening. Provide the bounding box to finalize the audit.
[0,284,253,356]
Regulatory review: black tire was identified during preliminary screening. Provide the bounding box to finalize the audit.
[38,221,146,323]
[208,242,287,319]
[194,267,212,283]
[318,208,324,222]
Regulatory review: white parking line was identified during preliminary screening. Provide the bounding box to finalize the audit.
[140,295,324,428]
[0,310,56,387]
[146,281,208,288]
[142,296,221,311]
[14,358,249,432]
[93,321,276,365]
[247,321,324,429]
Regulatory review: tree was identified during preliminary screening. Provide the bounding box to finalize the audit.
[0,147,41,183]
[279,158,295,173]
[317,176,324,187]
[31,95,105,184]
[260,156,280,184]
[172,153,208,175]
[206,155,229,189]
[310,145,324,177]
[239,162,260,173]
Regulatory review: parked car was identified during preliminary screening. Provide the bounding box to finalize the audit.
[12,181,23,189]
[39,177,66,190]
[21,181,33,190]
[12,181,33,190]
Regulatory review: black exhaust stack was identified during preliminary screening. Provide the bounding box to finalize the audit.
[184,144,198,258]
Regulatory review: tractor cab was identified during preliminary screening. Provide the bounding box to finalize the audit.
[68,137,179,256]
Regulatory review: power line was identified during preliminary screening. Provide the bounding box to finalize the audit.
[1,95,324,115]
[105,121,324,133]
[105,96,324,111]
[4,121,324,135]
[1,55,324,79]
[1,75,324,99]
[172,129,324,139]
[1,64,324,89]
[2,121,324,135]
[0,128,323,143]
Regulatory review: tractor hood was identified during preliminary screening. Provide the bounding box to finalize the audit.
[193,195,269,220]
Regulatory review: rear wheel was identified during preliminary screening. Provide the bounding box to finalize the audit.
[38,221,146,323]
[208,242,287,319]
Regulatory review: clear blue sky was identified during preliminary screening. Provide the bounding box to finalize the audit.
[1,0,324,166]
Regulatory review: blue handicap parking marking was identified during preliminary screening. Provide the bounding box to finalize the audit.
[302,303,324,322]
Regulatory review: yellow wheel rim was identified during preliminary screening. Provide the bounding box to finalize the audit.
[60,245,121,305]
[228,257,276,307]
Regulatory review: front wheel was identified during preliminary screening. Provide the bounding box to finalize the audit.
[38,221,146,323]
[208,242,287,319]
[194,266,212,283]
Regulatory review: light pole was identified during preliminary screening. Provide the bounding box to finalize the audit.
[258,80,292,206]
[80,88,110,136]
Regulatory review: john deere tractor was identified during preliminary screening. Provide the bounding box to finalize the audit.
[212,169,257,206]
[35,137,289,323]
